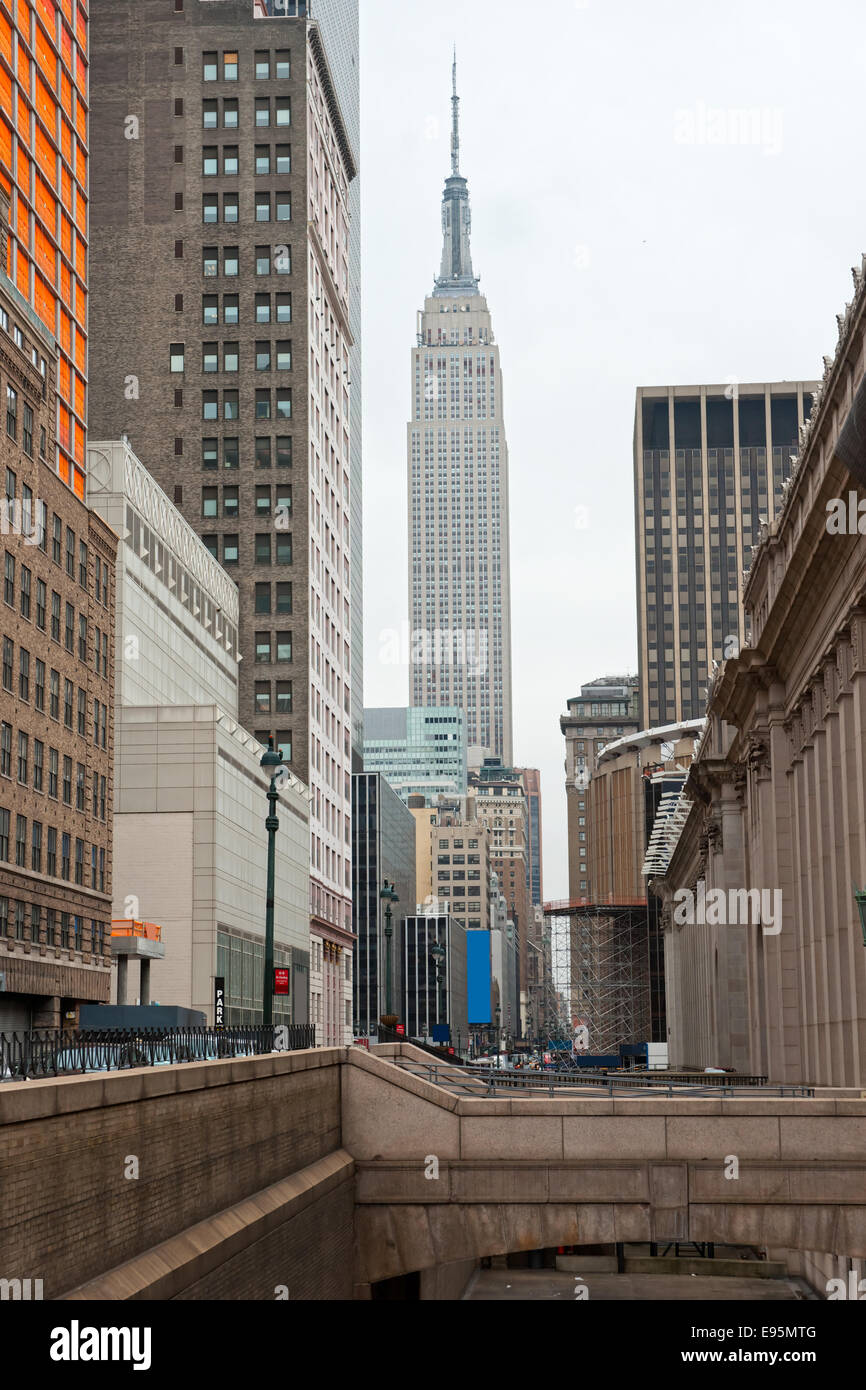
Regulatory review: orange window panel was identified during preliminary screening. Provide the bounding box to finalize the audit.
[0,68,10,115]
[36,0,55,35]
[76,3,85,52]
[15,247,28,295]
[15,193,27,245]
[73,278,84,326]
[58,306,71,353]
[0,10,12,66]
[17,40,29,94]
[33,271,54,330]
[58,353,70,398]
[59,209,71,256]
[74,80,85,138]
[75,370,85,414]
[16,144,28,195]
[60,20,70,68]
[58,255,69,302]
[34,75,53,129]
[58,402,70,450]
[74,139,83,186]
[0,115,12,170]
[17,91,29,141]
[60,69,70,114]
[72,465,84,499]
[74,233,83,279]
[34,223,54,281]
[60,161,70,208]
[35,25,55,91]
[73,326,84,372]
[34,172,54,228]
[35,123,54,180]
[73,185,84,234]
[60,113,71,165]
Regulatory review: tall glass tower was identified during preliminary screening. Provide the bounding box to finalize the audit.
[407,57,514,764]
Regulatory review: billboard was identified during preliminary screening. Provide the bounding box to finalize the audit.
[467,930,492,1025]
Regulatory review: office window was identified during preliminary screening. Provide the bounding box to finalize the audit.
[203,246,218,277]
[78,687,86,734]
[202,98,218,128]
[255,534,272,565]
[276,681,292,714]
[62,755,72,804]
[202,536,218,559]
[255,633,272,664]
[255,294,271,323]
[170,343,185,372]
[256,247,271,276]
[255,98,270,127]
[223,486,239,517]
[276,294,291,324]
[223,534,239,565]
[203,51,217,81]
[255,193,271,222]
[19,565,30,619]
[223,193,239,223]
[223,247,239,276]
[275,97,290,127]
[276,631,292,662]
[6,385,17,439]
[18,648,29,701]
[222,145,238,176]
[276,341,291,371]
[223,438,239,470]
[76,764,85,811]
[255,145,271,174]
[255,389,271,419]
[255,682,271,714]
[256,485,271,516]
[276,437,292,469]
[223,51,238,82]
[202,146,218,177]
[275,50,290,80]
[22,403,33,457]
[276,582,293,615]
[275,192,291,222]
[276,145,291,174]
[78,540,88,589]
[223,98,238,128]
[33,738,43,790]
[31,821,42,872]
[3,551,13,606]
[17,732,27,784]
[255,50,270,79]
[203,295,219,325]
[202,438,218,471]
[223,294,239,324]
[202,194,219,224]
[15,814,26,867]
[223,390,239,420]
[255,438,272,470]
[276,535,292,565]
[255,583,271,615]
[48,748,58,798]
[276,389,291,419]
[256,341,271,371]
[223,342,239,372]
[65,603,74,652]
[202,488,218,518]
[35,660,45,711]
[49,669,59,719]
[276,731,292,761]
[202,343,219,373]
[203,391,218,420]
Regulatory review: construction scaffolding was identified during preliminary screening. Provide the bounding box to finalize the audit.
[543,898,651,1055]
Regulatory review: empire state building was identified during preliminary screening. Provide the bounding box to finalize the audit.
[407,57,514,764]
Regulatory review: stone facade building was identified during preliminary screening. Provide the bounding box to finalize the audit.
[561,675,640,899]
[653,256,866,1099]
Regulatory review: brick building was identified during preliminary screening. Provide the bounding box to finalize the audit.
[0,256,116,1029]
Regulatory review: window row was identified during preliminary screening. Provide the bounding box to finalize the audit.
[3,475,109,610]
[201,191,292,224]
[2,579,109,673]
[0,728,108,817]
[4,387,44,460]
[200,389,293,421]
[202,483,291,518]
[254,731,293,762]
[0,896,108,955]
[201,436,293,471]
[254,631,293,664]
[254,680,293,715]
[201,533,292,566]
[171,342,292,372]
[202,49,291,83]
[202,250,294,286]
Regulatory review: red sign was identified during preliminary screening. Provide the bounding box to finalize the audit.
[353,1038,370,1051]
[274,968,290,997]
[396,1024,405,1036]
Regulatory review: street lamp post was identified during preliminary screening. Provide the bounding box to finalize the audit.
[495,1003,501,1069]
[430,939,446,1041]
[379,880,399,1023]
[260,738,284,1030]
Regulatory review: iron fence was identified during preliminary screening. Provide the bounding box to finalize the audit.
[0,1024,316,1082]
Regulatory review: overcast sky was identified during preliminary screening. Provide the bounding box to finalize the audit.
[358,0,866,898]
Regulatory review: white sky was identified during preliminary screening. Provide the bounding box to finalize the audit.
[359,0,866,898]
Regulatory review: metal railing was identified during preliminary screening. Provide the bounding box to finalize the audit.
[0,1024,316,1083]
[404,1061,814,1099]
[374,1023,465,1065]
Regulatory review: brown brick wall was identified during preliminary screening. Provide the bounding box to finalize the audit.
[0,1050,343,1297]
[175,1176,354,1301]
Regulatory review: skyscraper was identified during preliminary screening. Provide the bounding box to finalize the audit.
[88,1,360,1027]
[634,382,818,728]
[408,57,513,763]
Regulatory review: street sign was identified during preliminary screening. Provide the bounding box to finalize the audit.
[396,1023,405,1036]
[274,968,290,997]
[214,977,225,1027]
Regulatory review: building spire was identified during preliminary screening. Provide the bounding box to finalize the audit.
[434,49,479,297]
[451,47,460,176]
